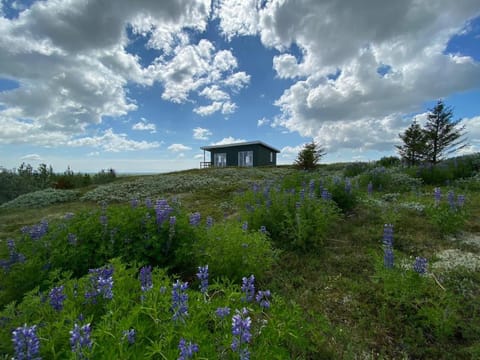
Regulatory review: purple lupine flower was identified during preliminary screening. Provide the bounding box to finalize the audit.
[345,178,352,194]
[196,265,209,294]
[99,214,108,227]
[123,329,136,345]
[384,247,394,269]
[49,285,66,311]
[383,224,394,248]
[255,290,271,309]
[413,257,428,275]
[242,221,248,232]
[171,280,189,322]
[85,266,114,302]
[241,275,255,302]
[367,182,373,195]
[215,307,231,319]
[70,323,92,358]
[155,199,173,225]
[447,190,456,209]
[139,266,153,292]
[64,212,75,219]
[299,188,305,200]
[309,179,315,195]
[252,182,260,193]
[189,212,201,226]
[21,220,49,240]
[295,201,301,209]
[169,216,177,226]
[206,216,214,228]
[131,199,139,208]
[5,239,26,265]
[434,187,441,205]
[321,189,331,200]
[12,324,40,360]
[231,308,252,360]
[457,194,465,207]
[145,198,152,208]
[67,233,77,246]
[259,225,267,234]
[178,338,199,360]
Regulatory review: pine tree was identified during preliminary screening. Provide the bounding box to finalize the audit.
[396,120,427,166]
[294,141,326,170]
[423,100,467,164]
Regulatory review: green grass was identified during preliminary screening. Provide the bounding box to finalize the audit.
[1,164,479,358]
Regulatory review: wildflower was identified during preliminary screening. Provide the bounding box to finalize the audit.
[345,178,352,194]
[413,257,428,275]
[384,247,394,269]
[457,194,465,207]
[255,290,271,309]
[196,265,209,294]
[299,188,305,200]
[123,329,136,345]
[434,187,441,205]
[178,338,199,360]
[12,324,40,360]
[242,221,248,231]
[169,216,177,226]
[49,285,66,311]
[145,198,152,208]
[21,220,49,240]
[252,182,260,193]
[241,275,255,302]
[259,225,267,234]
[367,182,373,195]
[139,265,153,292]
[160,286,167,294]
[85,266,114,302]
[206,216,214,228]
[189,212,201,226]
[67,233,77,246]
[447,190,456,209]
[64,212,75,219]
[382,224,394,248]
[215,307,231,319]
[131,198,139,208]
[171,280,189,322]
[99,214,108,227]
[155,199,173,225]
[231,308,252,360]
[309,179,315,195]
[321,189,331,201]
[70,322,92,358]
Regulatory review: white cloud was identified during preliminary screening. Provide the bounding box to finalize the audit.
[194,102,223,116]
[68,128,161,152]
[132,118,157,133]
[216,0,480,155]
[199,85,230,101]
[168,143,192,152]
[212,136,246,145]
[0,0,214,145]
[279,145,303,159]
[193,127,212,140]
[87,151,100,157]
[257,117,270,127]
[21,153,43,162]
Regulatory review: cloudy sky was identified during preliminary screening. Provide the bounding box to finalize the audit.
[1,0,479,173]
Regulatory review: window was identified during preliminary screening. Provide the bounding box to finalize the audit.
[270,152,273,162]
[238,151,253,167]
[214,153,227,167]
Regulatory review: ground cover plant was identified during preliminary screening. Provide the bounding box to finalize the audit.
[0,162,479,358]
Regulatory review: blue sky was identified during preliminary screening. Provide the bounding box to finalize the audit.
[0,0,479,173]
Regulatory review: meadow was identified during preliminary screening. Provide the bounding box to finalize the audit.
[0,158,479,359]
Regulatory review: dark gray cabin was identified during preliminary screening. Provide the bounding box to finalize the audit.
[200,141,280,168]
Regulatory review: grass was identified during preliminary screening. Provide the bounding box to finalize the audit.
[1,164,479,358]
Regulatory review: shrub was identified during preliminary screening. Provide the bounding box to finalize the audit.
[0,188,80,209]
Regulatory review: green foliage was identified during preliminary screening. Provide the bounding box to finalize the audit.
[0,259,326,359]
[0,188,80,209]
[343,162,370,177]
[358,166,422,193]
[377,156,402,168]
[194,222,277,282]
[294,141,326,170]
[426,202,468,236]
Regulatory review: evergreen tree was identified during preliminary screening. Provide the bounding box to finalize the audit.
[294,141,326,170]
[396,120,427,166]
[423,100,467,164]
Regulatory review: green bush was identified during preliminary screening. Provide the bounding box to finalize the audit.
[0,188,80,209]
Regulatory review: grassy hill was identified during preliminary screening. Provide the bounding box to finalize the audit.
[0,163,479,358]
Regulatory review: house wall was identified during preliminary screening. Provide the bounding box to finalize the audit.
[209,144,277,167]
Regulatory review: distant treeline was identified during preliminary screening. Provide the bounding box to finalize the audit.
[0,163,116,205]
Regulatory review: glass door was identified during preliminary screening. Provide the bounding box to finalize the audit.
[214,153,227,167]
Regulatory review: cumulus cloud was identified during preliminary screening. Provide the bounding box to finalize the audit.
[215,0,480,155]
[68,128,161,152]
[168,143,192,152]
[21,153,43,162]
[257,117,270,127]
[193,127,212,140]
[132,118,157,133]
[212,136,246,145]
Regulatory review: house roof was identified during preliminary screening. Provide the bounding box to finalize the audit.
[200,140,280,153]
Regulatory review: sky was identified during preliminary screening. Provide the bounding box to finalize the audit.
[0,0,479,173]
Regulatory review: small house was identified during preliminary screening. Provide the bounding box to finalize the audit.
[200,141,280,168]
